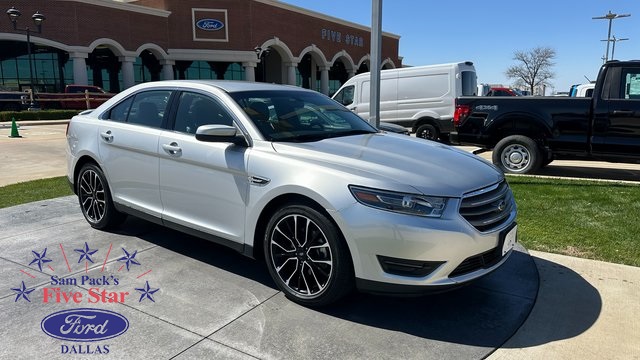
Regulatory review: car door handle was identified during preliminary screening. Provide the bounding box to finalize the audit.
[162,142,182,156]
[349,106,357,112]
[100,130,113,142]
[611,110,634,116]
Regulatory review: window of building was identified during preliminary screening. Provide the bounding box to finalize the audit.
[223,63,244,80]
[133,57,152,85]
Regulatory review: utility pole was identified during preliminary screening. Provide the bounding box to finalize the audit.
[601,36,629,60]
[593,11,630,61]
[369,0,382,128]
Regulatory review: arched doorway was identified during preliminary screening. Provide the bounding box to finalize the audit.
[356,62,369,75]
[87,46,121,92]
[328,60,349,96]
[134,50,161,84]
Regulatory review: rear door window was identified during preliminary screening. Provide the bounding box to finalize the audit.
[127,91,172,128]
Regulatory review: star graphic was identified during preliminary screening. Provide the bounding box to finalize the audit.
[11,281,35,302]
[117,248,141,271]
[29,247,52,271]
[135,281,159,303]
[74,242,98,264]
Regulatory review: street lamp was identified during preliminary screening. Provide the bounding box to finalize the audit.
[593,10,630,62]
[600,36,629,60]
[253,46,270,82]
[6,7,46,110]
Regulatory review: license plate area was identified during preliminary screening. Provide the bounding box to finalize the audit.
[500,224,518,256]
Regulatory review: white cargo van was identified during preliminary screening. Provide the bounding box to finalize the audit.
[331,61,477,141]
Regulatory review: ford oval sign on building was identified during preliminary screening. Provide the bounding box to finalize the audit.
[192,9,229,42]
[41,308,129,342]
[196,19,224,31]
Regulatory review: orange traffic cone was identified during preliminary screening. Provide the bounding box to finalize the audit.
[8,117,21,138]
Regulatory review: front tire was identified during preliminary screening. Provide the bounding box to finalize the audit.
[492,135,542,174]
[264,204,353,307]
[76,163,126,229]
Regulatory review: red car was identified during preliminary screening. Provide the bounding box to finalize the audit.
[486,87,521,96]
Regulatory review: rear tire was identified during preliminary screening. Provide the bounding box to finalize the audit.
[264,204,353,307]
[416,123,439,141]
[77,163,126,229]
[492,135,542,174]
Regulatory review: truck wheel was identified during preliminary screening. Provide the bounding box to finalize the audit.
[492,135,542,174]
[416,124,439,141]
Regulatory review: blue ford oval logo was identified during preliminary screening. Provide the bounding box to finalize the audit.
[41,308,129,342]
[196,19,224,31]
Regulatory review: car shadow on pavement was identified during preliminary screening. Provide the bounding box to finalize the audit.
[323,253,601,348]
[536,164,640,182]
[126,217,279,290]
[497,256,603,349]
[118,218,600,349]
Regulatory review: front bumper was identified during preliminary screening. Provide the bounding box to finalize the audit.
[334,198,517,293]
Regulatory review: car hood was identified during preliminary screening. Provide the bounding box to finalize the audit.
[271,133,503,197]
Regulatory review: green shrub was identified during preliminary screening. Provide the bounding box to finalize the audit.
[0,109,80,122]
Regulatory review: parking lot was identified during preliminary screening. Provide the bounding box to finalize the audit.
[1,122,639,359]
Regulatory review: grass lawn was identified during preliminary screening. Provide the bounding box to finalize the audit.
[0,175,638,267]
[507,176,640,267]
[0,176,73,209]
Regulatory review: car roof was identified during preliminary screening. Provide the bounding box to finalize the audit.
[130,80,314,94]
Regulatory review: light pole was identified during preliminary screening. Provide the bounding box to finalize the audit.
[601,36,629,60]
[593,11,630,62]
[6,7,46,110]
[253,46,270,83]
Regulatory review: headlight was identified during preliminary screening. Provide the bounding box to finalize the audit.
[349,186,447,218]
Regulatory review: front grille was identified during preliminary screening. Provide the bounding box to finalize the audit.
[459,181,514,232]
[449,246,502,278]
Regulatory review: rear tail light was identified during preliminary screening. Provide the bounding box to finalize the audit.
[453,103,471,127]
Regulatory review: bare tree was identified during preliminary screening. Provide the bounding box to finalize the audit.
[505,47,556,95]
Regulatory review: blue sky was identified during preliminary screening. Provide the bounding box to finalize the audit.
[282,0,639,93]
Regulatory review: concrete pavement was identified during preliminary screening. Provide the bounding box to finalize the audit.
[488,251,640,360]
[0,122,67,186]
[0,196,537,359]
[1,121,639,359]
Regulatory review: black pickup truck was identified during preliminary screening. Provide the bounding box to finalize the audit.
[451,60,640,174]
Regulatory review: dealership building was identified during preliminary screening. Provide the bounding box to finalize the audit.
[0,0,401,95]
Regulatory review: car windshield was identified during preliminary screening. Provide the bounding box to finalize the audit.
[230,90,377,142]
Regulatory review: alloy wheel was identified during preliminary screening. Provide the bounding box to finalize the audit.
[269,214,333,297]
[79,169,106,224]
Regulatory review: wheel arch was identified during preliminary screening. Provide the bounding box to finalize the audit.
[411,116,439,133]
[72,155,102,194]
[488,112,553,149]
[251,193,354,269]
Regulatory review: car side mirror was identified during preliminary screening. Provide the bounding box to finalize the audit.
[195,124,247,146]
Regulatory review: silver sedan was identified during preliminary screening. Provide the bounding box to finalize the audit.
[67,80,517,306]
